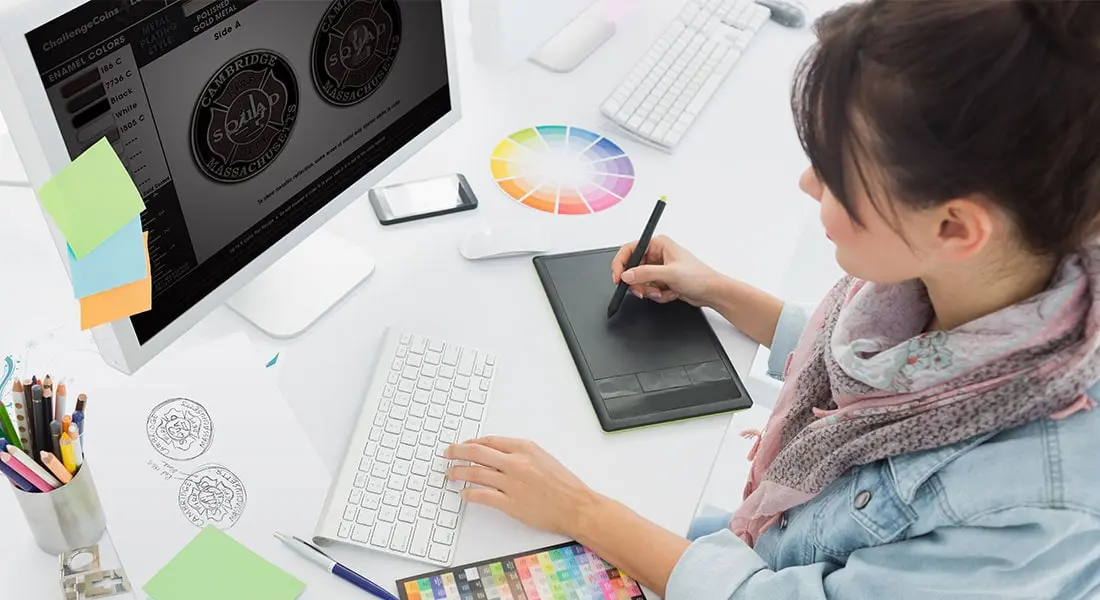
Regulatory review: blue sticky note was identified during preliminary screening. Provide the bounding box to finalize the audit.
[68,217,146,298]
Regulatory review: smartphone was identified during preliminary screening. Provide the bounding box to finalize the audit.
[368,173,478,226]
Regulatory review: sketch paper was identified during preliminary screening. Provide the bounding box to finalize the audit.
[87,333,332,592]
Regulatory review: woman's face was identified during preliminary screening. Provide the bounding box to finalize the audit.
[799,166,928,284]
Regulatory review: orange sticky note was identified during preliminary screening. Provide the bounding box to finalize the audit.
[79,233,151,330]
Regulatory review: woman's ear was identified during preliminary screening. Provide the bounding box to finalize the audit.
[933,197,995,262]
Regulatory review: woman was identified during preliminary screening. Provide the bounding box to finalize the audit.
[446,1,1100,598]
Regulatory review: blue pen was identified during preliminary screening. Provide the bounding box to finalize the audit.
[0,441,37,492]
[274,532,399,600]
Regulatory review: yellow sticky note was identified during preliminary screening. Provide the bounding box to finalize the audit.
[37,138,145,259]
[79,233,151,330]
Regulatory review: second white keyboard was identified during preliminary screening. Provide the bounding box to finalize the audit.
[313,328,497,566]
[600,0,771,151]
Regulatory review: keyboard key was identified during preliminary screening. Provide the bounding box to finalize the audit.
[422,364,439,378]
[399,506,418,523]
[420,503,439,520]
[391,522,413,552]
[372,462,389,479]
[440,365,457,379]
[420,431,438,447]
[415,445,433,462]
[443,415,461,431]
[428,404,445,419]
[429,543,451,564]
[407,354,423,368]
[352,524,372,544]
[413,459,431,476]
[379,505,397,523]
[459,419,481,443]
[361,495,381,510]
[411,336,428,354]
[431,391,448,406]
[396,444,415,461]
[485,365,494,378]
[392,357,404,371]
[414,389,431,405]
[395,392,411,406]
[359,457,372,472]
[349,489,363,505]
[445,478,464,493]
[450,389,467,403]
[431,458,449,473]
[458,351,475,377]
[405,417,424,432]
[429,339,445,352]
[424,487,442,504]
[447,402,463,417]
[377,448,395,464]
[434,443,448,458]
[468,391,486,405]
[433,528,455,545]
[428,472,445,488]
[381,433,399,448]
[387,371,400,384]
[393,460,411,476]
[391,405,408,420]
[417,378,435,392]
[357,509,376,526]
[401,430,418,446]
[387,475,407,491]
[338,521,352,539]
[403,491,420,507]
[367,478,385,494]
[354,473,368,488]
[401,333,412,344]
[437,510,458,530]
[480,378,491,392]
[486,355,495,366]
[426,351,442,365]
[408,476,426,492]
[474,363,485,377]
[371,522,393,548]
[465,404,484,420]
[435,377,451,392]
[398,379,415,394]
[396,346,408,358]
[383,489,401,506]
[410,520,434,557]
[383,384,395,398]
[440,429,457,444]
[374,412,387,427]
[455,376,470,390]
[368,427,382,442]
[443,346,460,366]
[343,505,359,521]
[409,403,427,418]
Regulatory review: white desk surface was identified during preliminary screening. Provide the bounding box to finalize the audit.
[0,0,826,597]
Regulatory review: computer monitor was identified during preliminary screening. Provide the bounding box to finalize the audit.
[0,0,462,374]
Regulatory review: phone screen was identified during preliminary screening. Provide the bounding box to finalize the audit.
[373,175,472,221]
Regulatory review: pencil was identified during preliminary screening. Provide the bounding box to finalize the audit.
[21,379,35,457]
[73,411,84,436]
[41,452,72,485]
[61,415,72,438]
[59,433,77,475]
[55,382,66,419]
[0,380,20,451]
[43,388,54,435]
[31,384,47,465]
[75,393,87,414]
[67,424,83,468]
[51,420,62,460]
[0,455,36,492]
[4,444,62,488]
[42,374,52,393]
[1,452,54,492]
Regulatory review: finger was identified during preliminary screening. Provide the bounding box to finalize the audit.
[649,290,680,304]
[466,436,532,454]
[612,241,637,284]
[447,465,507,490]
[446,442,511,470]
[623,264,675,286]
[461,487,509,511]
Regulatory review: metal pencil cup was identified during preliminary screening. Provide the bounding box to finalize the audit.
[11,462,107,555]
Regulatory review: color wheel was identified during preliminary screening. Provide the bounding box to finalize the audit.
[491,126,635,215]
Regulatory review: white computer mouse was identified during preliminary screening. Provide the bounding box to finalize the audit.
[459,226,552,260]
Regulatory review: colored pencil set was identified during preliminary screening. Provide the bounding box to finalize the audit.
[0,374,88,493]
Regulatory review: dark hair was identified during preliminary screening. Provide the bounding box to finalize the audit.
[793,0,1100,254]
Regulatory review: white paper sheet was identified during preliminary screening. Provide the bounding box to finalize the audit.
[87,333,336,595]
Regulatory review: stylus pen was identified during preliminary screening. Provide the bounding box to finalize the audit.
[275,532,399,600]
[608,195,667,319]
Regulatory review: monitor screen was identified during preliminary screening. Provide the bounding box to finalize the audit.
[24,0,451,343]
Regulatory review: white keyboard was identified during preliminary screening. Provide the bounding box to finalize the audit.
[599,0,771,151]
[313,329,496,566]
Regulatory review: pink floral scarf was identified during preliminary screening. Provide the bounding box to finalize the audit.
[731,241,1100,546]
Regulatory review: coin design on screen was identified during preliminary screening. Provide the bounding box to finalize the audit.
[312,0,402,107]
[146,397,214,461]
[191,50,299,183]
[178,464,247,529]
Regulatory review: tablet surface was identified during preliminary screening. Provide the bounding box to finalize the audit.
[534,248,752,431]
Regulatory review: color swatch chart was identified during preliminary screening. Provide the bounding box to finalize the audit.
[397,542,646,600]
[491,126,635,215]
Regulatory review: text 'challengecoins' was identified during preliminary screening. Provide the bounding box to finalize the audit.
[312,0,402,107]
[146,397,214,461]
[191,50,299,183]
[178,464,247,529]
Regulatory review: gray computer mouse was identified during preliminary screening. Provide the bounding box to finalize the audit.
[755,0,808,28]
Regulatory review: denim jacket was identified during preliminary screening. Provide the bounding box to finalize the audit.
[666,303,1100,600]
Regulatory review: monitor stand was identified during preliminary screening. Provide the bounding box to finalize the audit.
[227,229,375,339]
[529,3,617,73]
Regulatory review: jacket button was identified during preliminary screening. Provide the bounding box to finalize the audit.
[854,490,872,510]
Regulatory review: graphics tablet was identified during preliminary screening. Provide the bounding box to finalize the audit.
[534,247,752,432]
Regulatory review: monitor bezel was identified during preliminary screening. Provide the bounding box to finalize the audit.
[0,0,463,374]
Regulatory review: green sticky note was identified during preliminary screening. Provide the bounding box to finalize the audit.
[144,527,305,600]
[37,138,145,259]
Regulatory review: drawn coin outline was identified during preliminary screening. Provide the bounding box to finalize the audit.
[190,49,300,183]
[177,463,247,530]
[311,0,402,107]
[146,397,214,461]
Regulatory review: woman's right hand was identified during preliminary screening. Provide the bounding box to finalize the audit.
[611,235,722,306]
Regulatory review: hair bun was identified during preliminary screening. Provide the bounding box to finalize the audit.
[1018,0,1100,62]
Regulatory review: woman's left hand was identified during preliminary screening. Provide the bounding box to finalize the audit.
[445,437,597,536]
